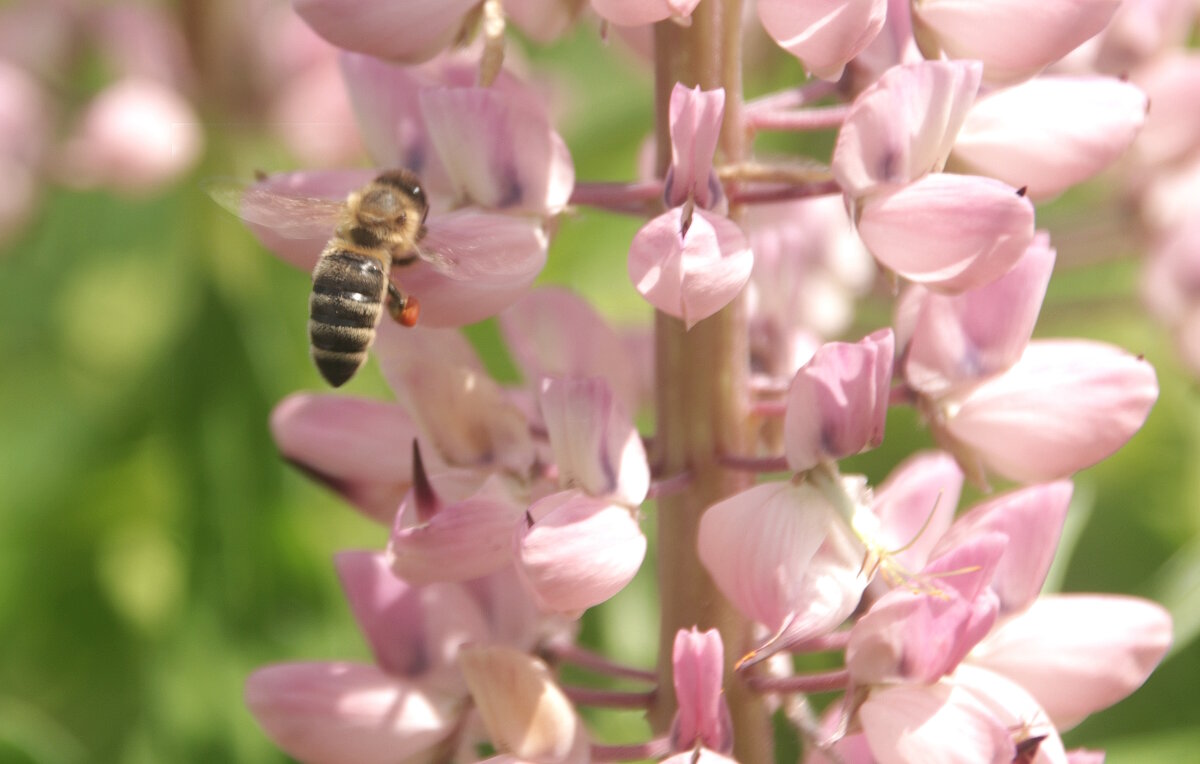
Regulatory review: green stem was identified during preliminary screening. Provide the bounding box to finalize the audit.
[649,3,774,762]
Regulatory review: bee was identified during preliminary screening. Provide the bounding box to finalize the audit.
[208,169,458,387]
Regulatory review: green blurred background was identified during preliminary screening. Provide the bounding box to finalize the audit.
[1,6,1198,763]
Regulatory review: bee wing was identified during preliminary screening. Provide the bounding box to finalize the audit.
[204,178,344,240]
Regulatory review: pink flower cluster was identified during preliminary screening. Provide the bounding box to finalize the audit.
[222,0,1181,762]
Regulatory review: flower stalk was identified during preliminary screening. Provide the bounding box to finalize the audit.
[650,3,774,760]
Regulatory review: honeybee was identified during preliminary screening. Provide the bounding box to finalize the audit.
[208,169,457,387]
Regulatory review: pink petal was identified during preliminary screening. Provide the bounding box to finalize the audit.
[294,0,478,63]
[931,482,1073,616]
[784,328,894,472]
[245,662,455,764]
[58,76,202,194]
[420,87,574,215]
[856,173,1035,293]
[539,376,650,505]
[516,490,647,616]
[833,60,982,197]
[901,233,1055,396]
[590,0,701,26]
[665,84,725,209]
[940,340,1158,483]
[388,475,526,584]
[1131,53,1200,169]
[271,393,424,524]
[338,51,448,177]
[376,327,537,475]
[499,287,642,413]
[859,682,1013,764]
[848,535,1004,685]
[951,76,1147,200]
[953,664,1068,764]
[913,0,1122,85]
[698,482,866,650]
[459,646,589,763]
[758,0,887,81]
[969,595,1173,730]
[671,628,733,754]
[870,450,964,572]
[394,208,549,327]
[334,551,490,678]
[661,751,739,764]
[628,207,754,329]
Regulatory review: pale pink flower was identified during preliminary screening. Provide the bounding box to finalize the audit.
[270,393,429,524]
[897,233,1055,397]
[669,628,733,756]
[783,329,894,472]
[590,0,700,26]
[57,76,202,194]
[664,84,725,210]
[293,0,479,63]
[969,595,1173,730]
[950,76,1148,200]
[698,480,869,660]
[459,646,589,763]
[1130,52,1200,170]
[757,0,887,81]
[833,60,982,198]
[867,450,964,574]
[515,489,647,616]
[245,551,493,763]
[855,173,1035,293]
[628,206,754,329]
[912,0,1122,85]
[933,340,1158,483]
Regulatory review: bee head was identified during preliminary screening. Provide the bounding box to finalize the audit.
[352,169,430,244]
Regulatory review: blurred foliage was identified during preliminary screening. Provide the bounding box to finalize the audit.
[0,10,1197,764]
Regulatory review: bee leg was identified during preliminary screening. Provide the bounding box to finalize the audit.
[386,281,420,327]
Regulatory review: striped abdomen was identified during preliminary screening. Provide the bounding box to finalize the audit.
[309,247,388,387]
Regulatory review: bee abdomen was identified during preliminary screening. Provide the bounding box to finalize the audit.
[309,249,387,387]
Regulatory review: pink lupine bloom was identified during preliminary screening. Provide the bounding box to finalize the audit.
[698,480,870,660]
[847,534,1004,687]
[664,85,726,210]
[377,327,537,476]
[854,172,1036,293]
[516,488,648,615]
[833,61,1035,292]
[969,595,1173,730]
[934,339,1158,483]
[459,646,590,764]
[631,84,753,327]
[757,0,886,81]
[293,0,479,63]
[57,76,202,194]
[950,76,1148,200]
[628,204,754,329]
[866,450,964,574]
[590,0,700,26]
[783,329,894,472]
[1129,53,1200,170]
[833,61,982,198]
[271,392,431,524]
[929,481,1072,617]
[516,376,649,614]
[669,628,733,757]
[912,0,1122,85]
[245,552,489,763]
[897,233,1055,397]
